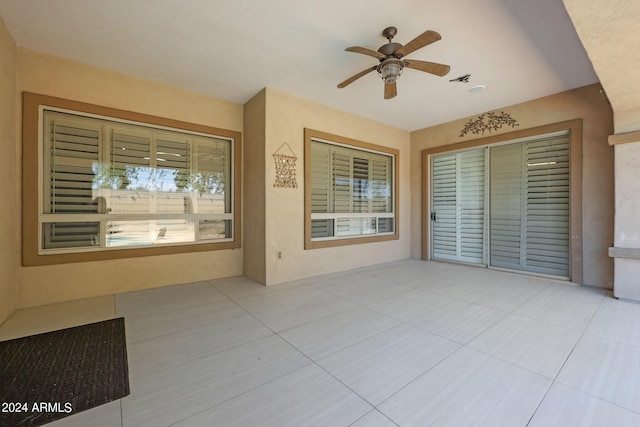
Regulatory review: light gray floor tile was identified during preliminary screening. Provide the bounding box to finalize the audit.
[47,401,122,427]
[586,297,640,346]
[529,382,640,427]
[211,275,308,300]
[115,281,227,318]
[365,289,453,322]
[515,283,606,331]
[418,272,488,299]
[123,298,247,343]
[235,286,359,332]
[121,335,310,427]
[312,277,413,305]
[317,323,460,405]
[279,306,401,360]
[127,314,273,378]
[557,334,640,413]
[350,410,398,427]
[407,299,507,344]
[468,314,582,378]
[173,364,372,427]
[379,262,467,287]
[378,347,551,427]
[460,279,550,312]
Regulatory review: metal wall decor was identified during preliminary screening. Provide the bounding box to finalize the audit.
[273,142,298,188]
[459,111,519,138]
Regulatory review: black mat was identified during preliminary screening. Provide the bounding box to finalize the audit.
[0,317,129,426]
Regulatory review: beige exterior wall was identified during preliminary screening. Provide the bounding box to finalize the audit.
[261,88,411,284]
[411,83,614,288]
[243,89,267,283]
[0,19,18,323]
[16,48,244,308]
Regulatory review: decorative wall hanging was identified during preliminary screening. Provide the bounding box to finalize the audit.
[273,142,298,188]
[459,111,519,138]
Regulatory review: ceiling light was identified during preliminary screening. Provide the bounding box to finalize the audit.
[469,85,485,93]
[377,59,404,84]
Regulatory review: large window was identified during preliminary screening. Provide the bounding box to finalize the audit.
[23,93,241,266]
[304,129,399,249]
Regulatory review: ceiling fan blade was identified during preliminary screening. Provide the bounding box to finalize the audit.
[395,30,441,58]
[384,81,397,99]
[337,66,377,88]
[345,46,386,60]
[404,59,451,77]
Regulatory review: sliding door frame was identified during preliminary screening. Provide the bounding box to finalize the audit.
[421,120,583,283]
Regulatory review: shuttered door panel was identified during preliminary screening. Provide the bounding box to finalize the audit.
[526,136,570,276]
[44,114,101,249]
[490,144,524,270]
[432,150,486,264]
[432,154,458,261]
[459,150,485,263]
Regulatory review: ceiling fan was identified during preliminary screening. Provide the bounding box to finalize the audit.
[337,26,451,99]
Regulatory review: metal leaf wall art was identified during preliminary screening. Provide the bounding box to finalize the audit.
[459,111,519,138]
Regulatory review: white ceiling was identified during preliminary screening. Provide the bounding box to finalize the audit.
[0,0,598,131]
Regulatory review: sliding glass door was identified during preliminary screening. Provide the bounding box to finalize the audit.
[430,132,570,278]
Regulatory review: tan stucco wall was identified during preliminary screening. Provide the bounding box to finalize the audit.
[259,88,411,285]
[411,83,614,288]
[16,48,244,308]
[562,0,640,134]
[243,89,267,283]
[0,18,18,323]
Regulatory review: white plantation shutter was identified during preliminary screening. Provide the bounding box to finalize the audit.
[489,134,570,277]
[525,136,570,276]
[352,156,369,213]
[431,149,486,264]
[310,142,332,238]
[40,109,236,253]
[46,117,101,214]
[332,151,352,213]
[43,115,101,249]
[490,143,524,270]
[432,153,457,260]
[109,129,152,215]
[194,138,230,214]
[309,140,394,240]
[156,136,190,214]
[371,154,393,233]
[459,150,486,263]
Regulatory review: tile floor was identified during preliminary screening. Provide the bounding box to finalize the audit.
[2,260,640,426]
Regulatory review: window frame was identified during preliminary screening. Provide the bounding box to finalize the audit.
[23,92,242,266]
[304,128,399,250]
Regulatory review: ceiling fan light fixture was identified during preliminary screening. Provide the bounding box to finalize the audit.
[377,59,404,84]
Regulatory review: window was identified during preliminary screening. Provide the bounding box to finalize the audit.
[23,93,241,266]
[304,129,399,249]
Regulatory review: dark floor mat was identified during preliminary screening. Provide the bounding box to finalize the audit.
[0,317,129,426]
